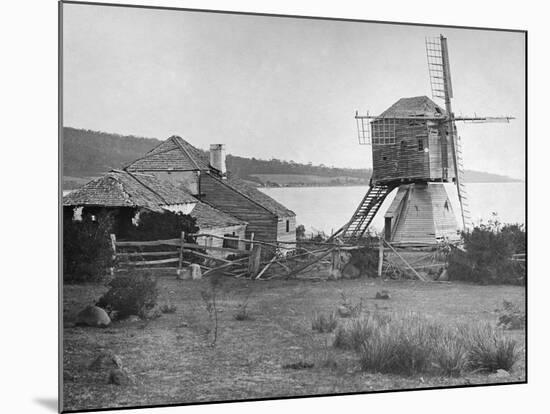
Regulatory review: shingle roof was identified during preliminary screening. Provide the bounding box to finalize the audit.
[380,96,446,118]
[191,201,247,229]
[125,136,210,171]
[210,174,295,217]
[63,170,196,212]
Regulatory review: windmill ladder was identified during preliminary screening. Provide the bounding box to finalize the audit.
[455,136,472,228]
[331,183,397,242]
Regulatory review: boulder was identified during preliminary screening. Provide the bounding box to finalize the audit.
[375,290,391,300]
[125,315,141,323]
[89,351,123,371]
[176,267,192,280]
[108,368,132,386]
[141,305,162,320]
[190,264,202,280]
[76,306,111,327]
[342,263,361,279]
[438,269,449,281]
[489,369,511,379]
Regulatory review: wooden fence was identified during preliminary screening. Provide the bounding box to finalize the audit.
[109,232,374,280]
[110,232,255,276]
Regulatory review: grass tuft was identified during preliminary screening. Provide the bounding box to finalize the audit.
[333,312,391,351]
[336,313,519,377]
[311,311,338,333]
[464,324,519,373]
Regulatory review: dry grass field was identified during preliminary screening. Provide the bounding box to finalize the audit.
[62,277,526,412]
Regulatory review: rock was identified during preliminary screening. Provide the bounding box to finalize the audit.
[337,305,352,318]
[89,351,123,371]
[375,290,391,300]
[328,268,342,280]
[76,306,111,327]
[141,305,162,320]
[125,315,140,322]
[438,269,449,281]
[108,368,132,386]
[190,264,202,280]
[177,267,192,280]
[489,369,511,379]
[109,310,120,321]
[342,263,361,279]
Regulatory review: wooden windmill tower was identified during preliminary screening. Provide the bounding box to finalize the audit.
[331,35,513,245]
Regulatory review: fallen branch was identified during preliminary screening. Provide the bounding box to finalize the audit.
[202,260,246,277]
[384,240,428,282]
[255,256,277,280]
[181,249,233,263]
[284,248,335,279]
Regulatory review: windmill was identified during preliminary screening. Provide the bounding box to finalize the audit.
[331,35,513,245]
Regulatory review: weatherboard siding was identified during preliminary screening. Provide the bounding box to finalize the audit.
[199,174,278,243]
[372,120,459,184]
[427,122,456,182]
[389,183,459,244]
[276,216,297,244]
[372,121,430,183]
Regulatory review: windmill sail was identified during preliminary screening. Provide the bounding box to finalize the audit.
[426,35,470,230]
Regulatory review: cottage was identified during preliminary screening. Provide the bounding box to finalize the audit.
[62,169,247,242]
[125,136,297,245]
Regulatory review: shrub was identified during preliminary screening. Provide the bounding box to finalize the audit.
[96,273,158,319]
[447,219,526,285]
[200,273,225,346]
[296,224,306,241]
[347,248,379,277]
[234,303,253,321]
[464,324,519,373]
[338,292,364,318]
[497,300,526,330]
[160,303,177,314]
[125,210,198,241]
[282,361,314,370]
[63,212,114,283]
[311,311,338,333]
[121,210,200,268]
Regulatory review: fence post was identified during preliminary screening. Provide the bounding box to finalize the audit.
[178,231,185,276]
[248,244,262,278]
[249,232,255,251]
[378,237,384,278]
[110,234,117,276]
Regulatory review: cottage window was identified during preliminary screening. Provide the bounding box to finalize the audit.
[286,220,290,233]
[418,139,424,152]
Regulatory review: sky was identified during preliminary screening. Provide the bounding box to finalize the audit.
[62,3,526,179]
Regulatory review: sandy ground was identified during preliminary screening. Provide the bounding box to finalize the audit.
[62,276,526,412]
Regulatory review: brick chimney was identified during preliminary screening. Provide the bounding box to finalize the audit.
[209,144,226,177]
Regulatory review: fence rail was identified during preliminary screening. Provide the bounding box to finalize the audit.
[110,232,257,276]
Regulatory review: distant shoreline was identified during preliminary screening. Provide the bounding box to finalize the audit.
[259,181,525,190]
[63,178,524,192]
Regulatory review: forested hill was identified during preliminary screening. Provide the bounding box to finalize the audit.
[63,127,521,187]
